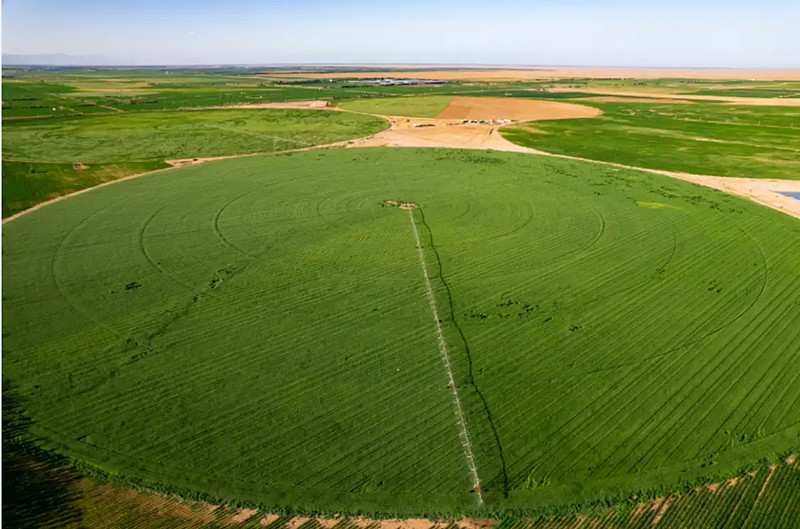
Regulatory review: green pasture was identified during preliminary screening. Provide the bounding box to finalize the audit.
[1,108,386,217]
[2,108,387,163]
[4,148,799,516]
[2,71,510,117]
[684,89,800,98]
[339,95,453,117]
[546,78,800,96]
[502,102,800,179]
[1,161,168,217]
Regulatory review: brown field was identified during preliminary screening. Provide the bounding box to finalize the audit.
[271,66,800,81]
[349,117,537,151]
[435,96,601,120]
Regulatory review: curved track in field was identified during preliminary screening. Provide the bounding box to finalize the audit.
[4,148,799,515]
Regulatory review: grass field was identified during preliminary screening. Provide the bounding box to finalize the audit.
[4,147,799,516]
[501,102,800,179]
[340,95,454,117]
[683,89,800,98]
[1,108,387,217]
[2,109,387,163]
[1,160,169,217]
[2,69,519,117]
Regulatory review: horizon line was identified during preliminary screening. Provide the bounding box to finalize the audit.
[4,61,800,70]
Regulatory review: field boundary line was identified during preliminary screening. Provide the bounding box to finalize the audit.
[407,208,484,504]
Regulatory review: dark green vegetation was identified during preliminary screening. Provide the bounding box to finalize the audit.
[4,148,800,516]
[1,109,386,216]
[502,102,800,179]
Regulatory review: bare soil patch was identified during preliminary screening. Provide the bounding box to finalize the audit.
[230,100,329,109]
[231,508,259,523]
[260,514,281,526]
[286,517,313,529]
[435,97,600,121]
[652,497,672,525]
[351,517,447,529]
[349,116,548,152]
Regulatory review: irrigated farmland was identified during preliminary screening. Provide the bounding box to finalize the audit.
[4,147,799,516]
[501,102,800,179]
[2,108,387,163]
[1,108,387,216]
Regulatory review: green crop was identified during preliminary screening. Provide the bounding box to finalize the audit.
[4,147,799,516]
[340,95,454,117]
[2,109,387,163]
[501,102,800,179]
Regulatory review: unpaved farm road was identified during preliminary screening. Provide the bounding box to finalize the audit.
[4,100,799,224]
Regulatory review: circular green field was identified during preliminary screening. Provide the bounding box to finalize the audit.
[3,148,799,516]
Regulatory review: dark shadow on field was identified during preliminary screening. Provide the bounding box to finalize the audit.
[415,208,510,498]
[2,380,84,528]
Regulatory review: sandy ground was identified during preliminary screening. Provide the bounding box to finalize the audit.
[350,97,599,150]
[271,66,800,81]
[347,116,531,151]
[548,88,800,106]
[651,170,800,219]
[436,96,601,120]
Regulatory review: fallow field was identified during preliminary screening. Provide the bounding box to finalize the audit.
[4,147,800,517]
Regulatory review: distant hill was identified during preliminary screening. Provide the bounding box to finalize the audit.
[2,53,116,66]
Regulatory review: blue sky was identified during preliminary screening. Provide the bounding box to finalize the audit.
[3,0,799,67]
